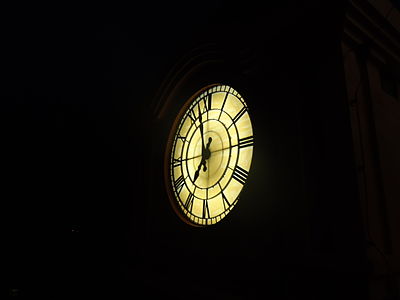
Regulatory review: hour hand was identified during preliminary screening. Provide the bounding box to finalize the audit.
[193,157,207,182]
[193,160,205,182]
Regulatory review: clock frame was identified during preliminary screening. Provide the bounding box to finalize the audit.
[164,84,254,226]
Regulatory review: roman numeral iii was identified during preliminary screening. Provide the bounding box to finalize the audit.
[238,136,254,149]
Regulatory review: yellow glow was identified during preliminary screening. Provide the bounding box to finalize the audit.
[238,146,253,171]
[169,85,254,226]
[192,198,203,217]
[224,94,243,120]
[210,92,226,110]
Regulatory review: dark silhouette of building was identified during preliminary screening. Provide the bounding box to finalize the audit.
[342,1,400,299]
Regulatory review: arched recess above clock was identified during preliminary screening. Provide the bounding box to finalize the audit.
[150,42,253,124]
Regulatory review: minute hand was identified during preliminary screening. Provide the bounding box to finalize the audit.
[198,105,205,154]
[210,144,241,154]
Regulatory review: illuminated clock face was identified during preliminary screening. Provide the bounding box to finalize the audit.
[165,84,254,226]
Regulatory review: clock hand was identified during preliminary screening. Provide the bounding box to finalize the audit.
[180,154,203,162]
[193,160,203,182]
[198,104,206,156]
[176,144,214,164]
[193,137,213,182]
[210,143,240,154]
[193,104,208,183]
[204,136,212,160]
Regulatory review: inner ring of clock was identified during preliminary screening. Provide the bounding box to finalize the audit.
[190,119,231,190]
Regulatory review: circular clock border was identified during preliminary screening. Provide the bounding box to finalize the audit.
[164,83,253,227]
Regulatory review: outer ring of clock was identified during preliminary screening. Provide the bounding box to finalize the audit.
[164,83,253,227]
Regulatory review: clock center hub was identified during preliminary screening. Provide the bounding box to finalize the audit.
[191,119,231,188]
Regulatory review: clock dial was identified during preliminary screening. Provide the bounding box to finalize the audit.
[165,84,254,226]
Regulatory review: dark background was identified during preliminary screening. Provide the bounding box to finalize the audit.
[4,1,369,299]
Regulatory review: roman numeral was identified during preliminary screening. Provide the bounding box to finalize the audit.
[202,93,212,112]
[202,199,210,219]
[238,136,254,149]
[218,91,229,120]
[185,192,194,212]
[174,175,185,194]
[232,106,247,123]
[173,158,182,168]
[232,166,249,185]
[187,108,196,124]
[177,134,187,142]
[221,192,231,210]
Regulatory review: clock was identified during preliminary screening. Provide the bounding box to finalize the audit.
[164,84,254,226]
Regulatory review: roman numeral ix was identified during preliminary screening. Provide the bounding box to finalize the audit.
[173,158,182,168]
